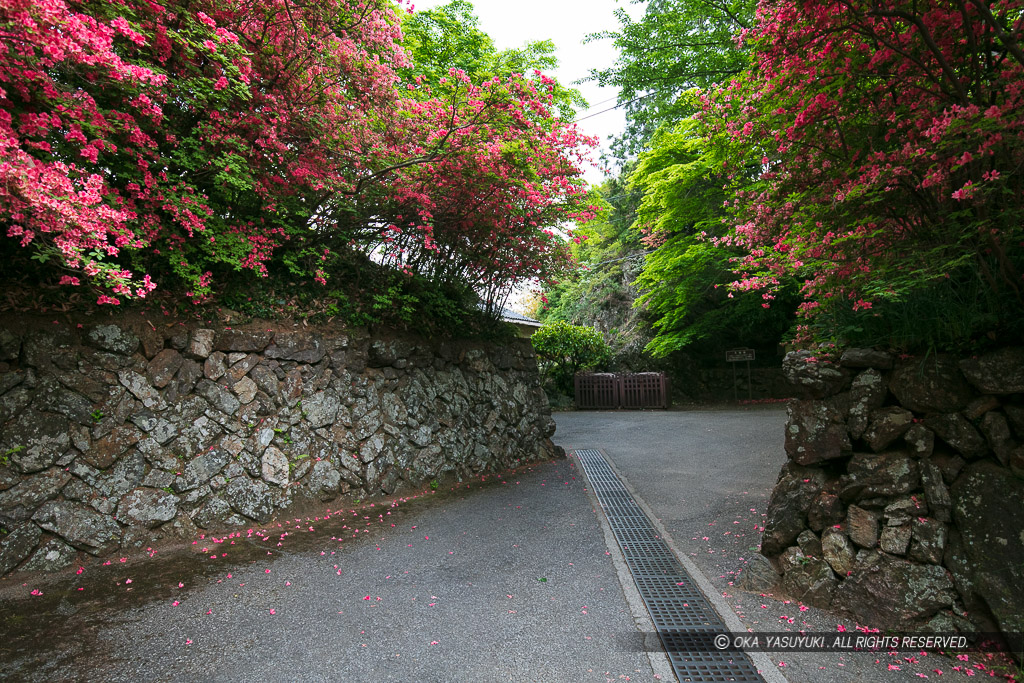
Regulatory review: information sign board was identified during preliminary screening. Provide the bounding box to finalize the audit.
[726,348,756,362]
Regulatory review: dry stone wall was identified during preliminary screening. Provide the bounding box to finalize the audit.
[0,318,557,576]
[752,347,1024,643]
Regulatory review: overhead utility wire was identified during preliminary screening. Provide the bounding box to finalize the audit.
[571,92,659,124]
[577,94,621,110]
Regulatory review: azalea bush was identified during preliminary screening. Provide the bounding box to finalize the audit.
[622,0,1024,354]
[705,0,1024,351]
[0,0,595,317]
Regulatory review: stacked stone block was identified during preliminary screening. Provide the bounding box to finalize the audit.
[0,320,556,576]
[755,347,1024,642]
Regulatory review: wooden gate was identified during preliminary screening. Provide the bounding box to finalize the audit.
[574,373,619,409]
[619,372,669,409]
[574,372,669,410]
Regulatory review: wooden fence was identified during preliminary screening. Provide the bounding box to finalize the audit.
[574,372,670,410]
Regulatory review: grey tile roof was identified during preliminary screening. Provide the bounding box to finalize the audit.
[500,307,542,327]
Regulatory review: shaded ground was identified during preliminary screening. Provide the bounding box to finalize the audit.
[0,460,652,683]
[2,407,1018,682]
[554,409,1020,682]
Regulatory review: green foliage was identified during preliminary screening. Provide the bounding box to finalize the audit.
[273,427,293,445]
[628,110,799,359]
[586,0,754,157]
[542,15,798,366]
[636,234,798,359]
[1,0,589,338]
[531,320,612,396]
[545,105,798,363]
[629,113,731,239]
[597,1,1022,359]
[687,0,1024,353]
[400,1,586,117]
[540,173,648,357]
[400,1,496,84]
[2,445,25,466]
[205,250,507,338]
[801,268,1020,354]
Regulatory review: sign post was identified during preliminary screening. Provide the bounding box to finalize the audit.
[725,348,756,402]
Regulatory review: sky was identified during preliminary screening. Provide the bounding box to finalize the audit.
[409,0,647,184]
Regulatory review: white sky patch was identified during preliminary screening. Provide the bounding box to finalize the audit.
[410,0,647,184]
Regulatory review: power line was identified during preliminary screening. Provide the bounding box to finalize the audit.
[577,94,621,111]
[573,103,625,123]
[572,92,657,123]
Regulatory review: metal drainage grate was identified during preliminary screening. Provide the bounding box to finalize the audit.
[574,449,765,683]
[628,556,687,577]
[614,528,662,544]
[602,506,649,520]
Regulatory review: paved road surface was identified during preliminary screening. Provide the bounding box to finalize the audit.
[1,460,654,682]
[554,408,1006,683]
[0,407,1011,682]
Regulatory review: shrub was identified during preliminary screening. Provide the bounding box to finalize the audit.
[531,320,612,396]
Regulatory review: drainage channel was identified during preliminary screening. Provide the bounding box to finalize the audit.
[574,449,765,683]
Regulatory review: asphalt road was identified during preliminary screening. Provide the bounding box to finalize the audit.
[0,460,656,683]
[554,408,1012,683]
[1,407,1016,682]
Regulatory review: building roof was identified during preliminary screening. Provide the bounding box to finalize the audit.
[499,307,542,328]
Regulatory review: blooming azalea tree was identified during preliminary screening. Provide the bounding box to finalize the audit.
[706,0,1024,350]
[1,0,410,302]
[368,69,596,314]
[0,0,594,313]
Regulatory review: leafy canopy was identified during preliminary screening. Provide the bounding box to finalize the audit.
[600,0,1024,356]
[586,0,754,157]
[0,0,596,322]
[540,0,793,365]
[705,0,1024,352]
[399,0,585,117]
[628,107,798,358]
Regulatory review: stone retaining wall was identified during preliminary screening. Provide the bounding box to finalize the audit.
[754,347,1024,641]
[0,318,557,576]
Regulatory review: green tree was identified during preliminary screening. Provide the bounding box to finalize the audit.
[541,171,642,319]
[399,0,496,83]
[539,171,652,365]
[400,1,585,117]
[531,321,612,396]
[699,0,1024,353]
[628,110,797,359]
[538,0,785,372]
[586,0,754,157]
[545,97,798,363]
